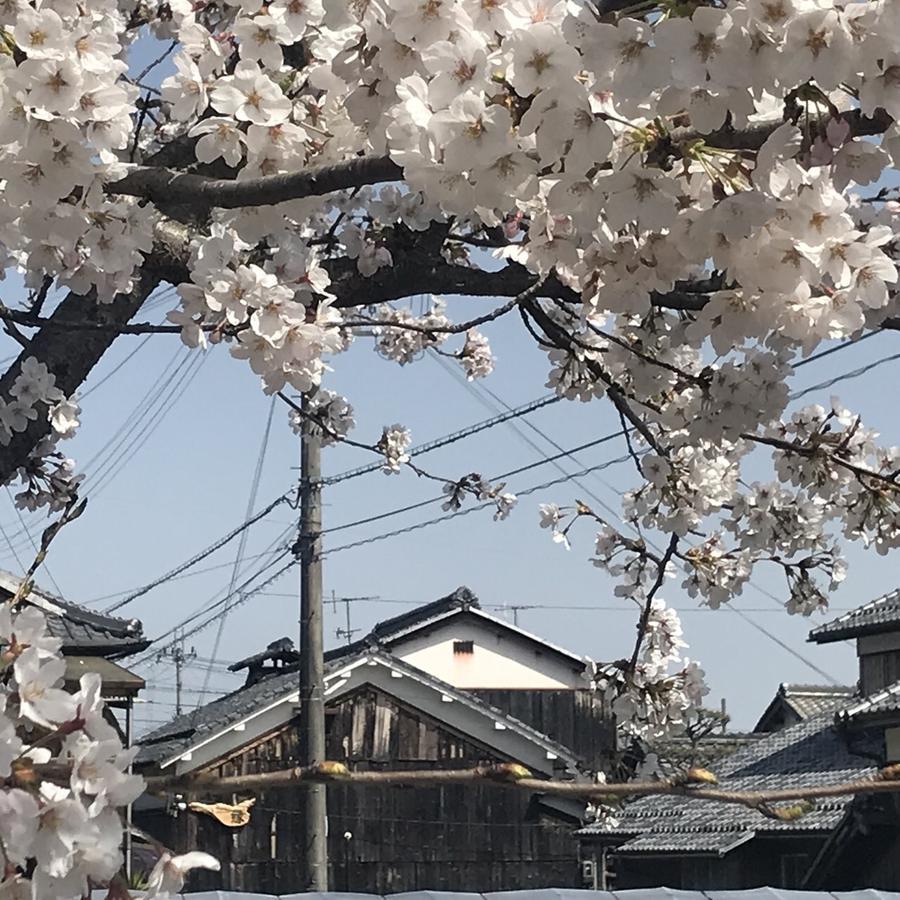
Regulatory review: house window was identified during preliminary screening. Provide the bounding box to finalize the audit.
[453,640,474,654]
[780,853,809,887]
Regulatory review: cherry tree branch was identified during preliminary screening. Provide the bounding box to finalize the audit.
[747,432,900,492]
[0,271,161,487]
[110,110,892,212]
[138,761,900,820]
[627,532,679,674]
[109,155,403,209]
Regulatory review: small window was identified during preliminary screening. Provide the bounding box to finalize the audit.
[453,640,474,654]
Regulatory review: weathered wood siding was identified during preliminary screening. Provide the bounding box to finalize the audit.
[142,685,588,893]
[469,689,613,773]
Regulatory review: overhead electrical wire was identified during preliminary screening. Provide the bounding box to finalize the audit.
[80,334,154,400]
[89,350,209,497]
[320,450,634,558]
[132,547,298,664]
[323,394,562,486]
[321,428,631,538]
[104,490,291,613]
[132,515,301,662]
[87,547,294,606]
[197,397,277,704]
[429,350,631,520]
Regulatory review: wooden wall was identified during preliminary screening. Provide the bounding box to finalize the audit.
[589,835,828,891]
[469,689,614,773]
[139,684,592,893]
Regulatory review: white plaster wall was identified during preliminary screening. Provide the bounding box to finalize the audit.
[390,617,585,689]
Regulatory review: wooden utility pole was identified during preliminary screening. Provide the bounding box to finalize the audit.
[297,391,328,890]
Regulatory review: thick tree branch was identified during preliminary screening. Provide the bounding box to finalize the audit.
[110,155,403,209]
[0,271,161,486]
[139,762,900,820]
[111,110,893,213]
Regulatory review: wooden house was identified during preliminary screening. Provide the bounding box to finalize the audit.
[578,592,900,892]
[0,568,147,723]
[135,588,615,893]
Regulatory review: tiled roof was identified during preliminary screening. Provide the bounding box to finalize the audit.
[809,590,900,643]
[838,679,900,725]
[754,684,857,733]
[326,586,593,674]
[137,650,582,769]
[136,651,351,764]
[0,569,147,659]
[642,733,762,777]
[578,712,879,848]
[781,685,857,719]
[617,830,756,856]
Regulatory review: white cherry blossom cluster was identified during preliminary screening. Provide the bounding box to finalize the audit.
[171,227,344,394]
[597,592,709,740]
[458,329,494,380]
[0,359,82,512]
[441,473,518,520]
[288,390,355,446]
[373,300,451,366]
[0,0,154,302]
[376,424,412,473]
[0,600,145,900]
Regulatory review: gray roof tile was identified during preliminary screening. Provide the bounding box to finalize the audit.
[838,679,900,725]
[809,590,900,643]
[0,569,147,659]
[780,685,857,719]
[578,712,879,847]
[617,830,755,856]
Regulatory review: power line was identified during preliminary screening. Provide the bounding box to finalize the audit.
[321,451,634,558]
[89,350,209,497]
[81,344,189,476]
[198,397,277,703]
[5,486,63,595]
[132,528,298,663]
[322,429,630,538]
[430,350,630,520]
[323,394,562,486]
[791,349,900,401]
[81,334,154,400]
[87,547,292,605]
[104,491,290,613]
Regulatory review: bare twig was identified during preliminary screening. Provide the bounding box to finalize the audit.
[9,495,88,608]
[135,40,177,85]
[627,532,679,674]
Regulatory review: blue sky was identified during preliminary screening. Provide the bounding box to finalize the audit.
[2,287,898,733]
[2,37,898,735]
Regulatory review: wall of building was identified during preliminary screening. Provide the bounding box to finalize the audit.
[469,689,613,773]
[138,685,583,895]
[582,836,827,891]
[390,617,587,691]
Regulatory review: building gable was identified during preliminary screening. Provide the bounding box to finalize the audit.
[139,651,586,779]
[388,610,590,690]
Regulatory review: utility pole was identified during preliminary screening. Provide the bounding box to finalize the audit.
[158,630,196,717]
[296,390,328,891]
